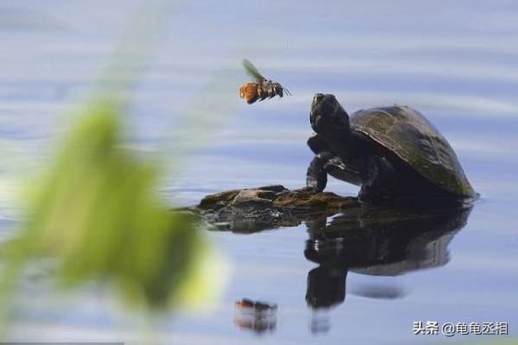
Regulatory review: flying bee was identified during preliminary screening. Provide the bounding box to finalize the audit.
[240,59,291,104]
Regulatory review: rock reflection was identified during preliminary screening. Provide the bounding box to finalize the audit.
[304,206,472,333]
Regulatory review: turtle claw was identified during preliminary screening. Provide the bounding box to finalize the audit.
[306,155,329,192]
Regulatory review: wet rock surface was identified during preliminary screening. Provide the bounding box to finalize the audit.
[195,185,360,232]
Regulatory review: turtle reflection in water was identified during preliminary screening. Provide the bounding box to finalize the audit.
[307,94,476,205]
[194,189,473,334]
[304,206,472,333]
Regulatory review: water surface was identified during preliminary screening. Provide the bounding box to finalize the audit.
[0,1,517,344]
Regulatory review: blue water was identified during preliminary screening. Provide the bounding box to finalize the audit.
[0,1,517,344]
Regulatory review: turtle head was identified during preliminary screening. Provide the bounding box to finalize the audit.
[310,93,350,139]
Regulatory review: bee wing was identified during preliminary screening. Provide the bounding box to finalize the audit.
[283,86,292,96]
[242,59,266,82]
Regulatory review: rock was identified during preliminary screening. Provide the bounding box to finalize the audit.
[272,188,358,210]
[198,189,241,210]
[194,185,360,232]
[199,185,357,211]
[231,189,275,207]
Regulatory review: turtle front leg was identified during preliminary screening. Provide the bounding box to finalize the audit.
[307,134,330,154]
[359,156,398,204]
[306,152,334,192]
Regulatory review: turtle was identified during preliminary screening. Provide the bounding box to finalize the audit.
[306,93,476,205]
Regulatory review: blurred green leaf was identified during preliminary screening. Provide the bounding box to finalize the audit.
[0,2,236,338]
[3,97,224,311]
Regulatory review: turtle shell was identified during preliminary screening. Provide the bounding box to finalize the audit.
[350,106,475,197]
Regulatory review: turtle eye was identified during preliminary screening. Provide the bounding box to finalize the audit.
[312,93,325,108]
